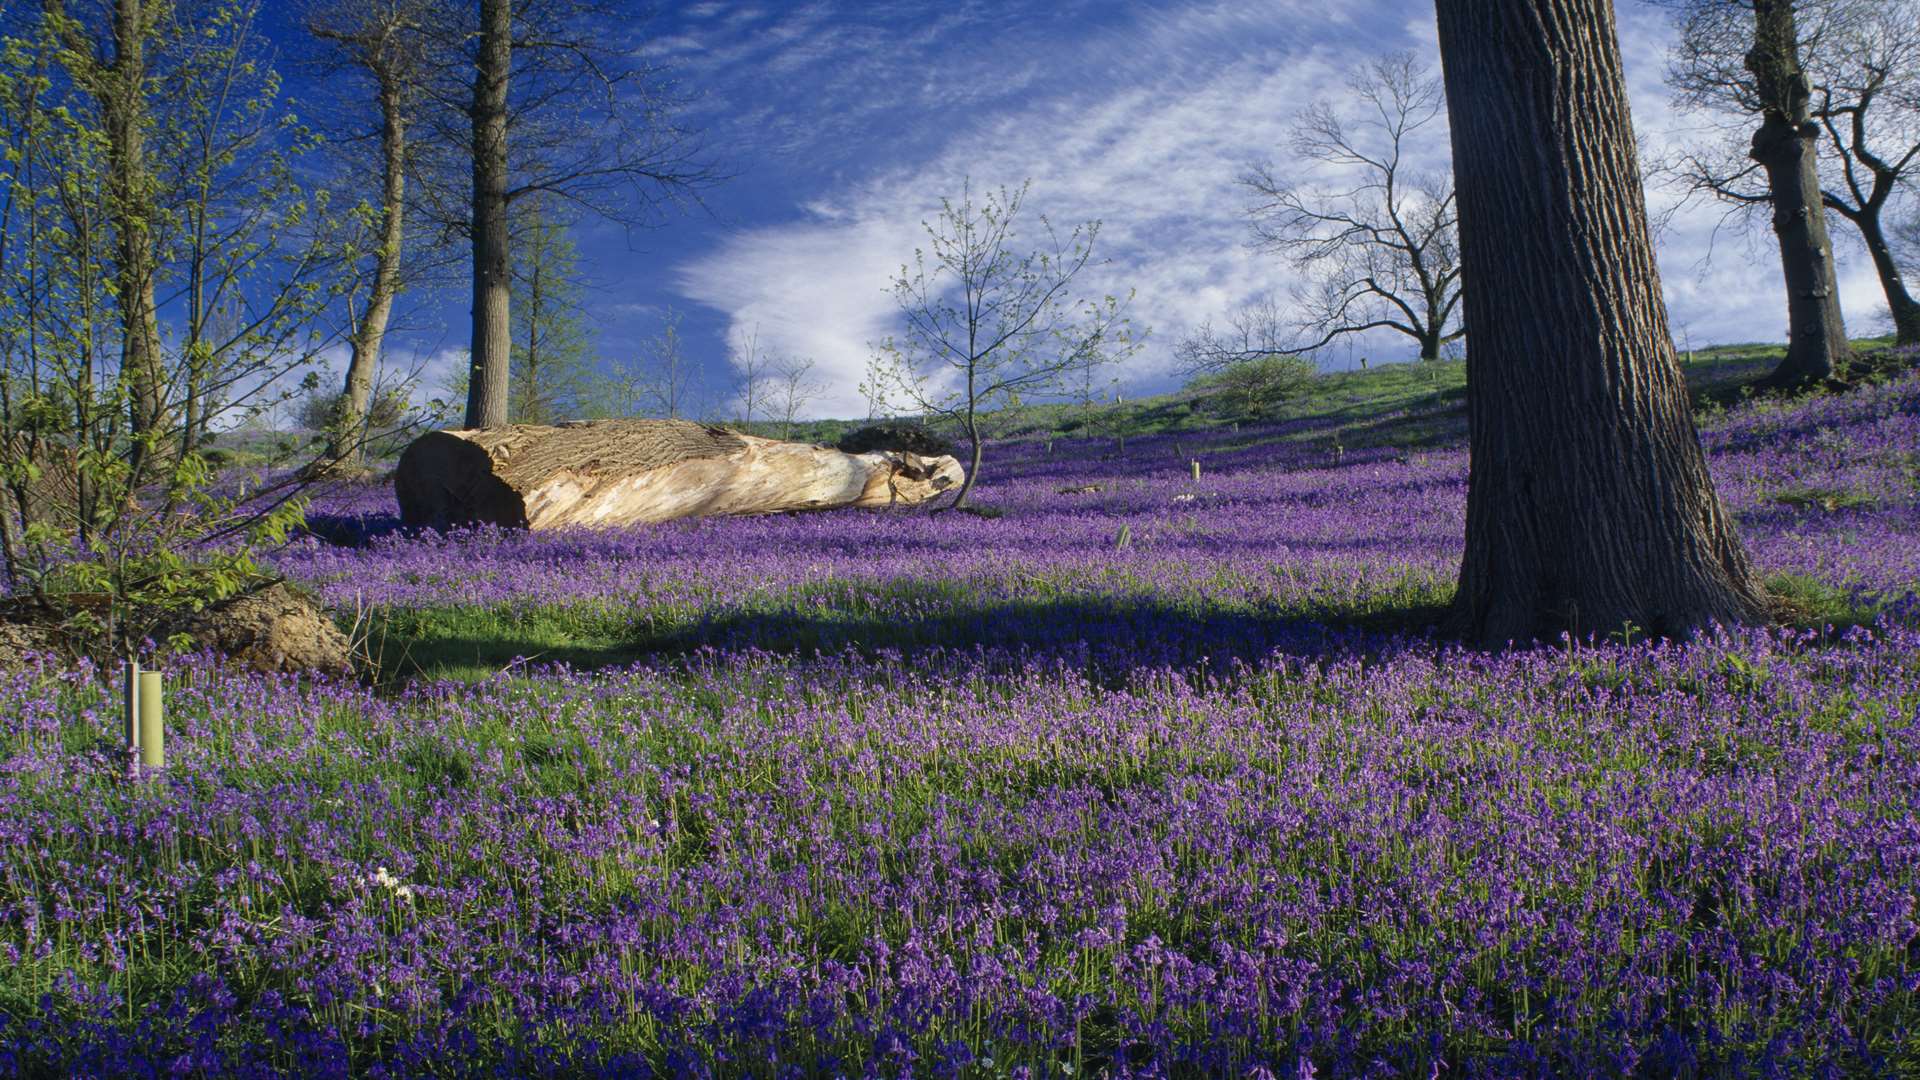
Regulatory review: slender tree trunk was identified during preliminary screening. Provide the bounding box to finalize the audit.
[464,0,512,430]
[1434,0,1770,648]
[334,78,407,464]
[519,252,544,423]
[944,410,983,511]
[1854,211,1920,347]
[1748,0,1850,386]
[106,0,167,481]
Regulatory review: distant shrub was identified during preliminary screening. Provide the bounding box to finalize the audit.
[835,422,958,459]
[295,388,415,459]
[1189,355,1318,419]
[295,388,408,436]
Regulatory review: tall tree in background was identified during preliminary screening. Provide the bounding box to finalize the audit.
[429,0,717,430]
[1802,1,1920,346]
[1664,0,1852,384]
[305,0,429,466]
[1749,0,1853,382]
[1668,0,1920,352]
[1221,52,1462,367]
[1434,0,1769,646]
[508,203,591,423]
[465,0,510,428]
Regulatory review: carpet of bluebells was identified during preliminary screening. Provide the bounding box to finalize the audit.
[2,372,1919,1076]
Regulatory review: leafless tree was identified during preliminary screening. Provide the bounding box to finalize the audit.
[1810,1,1920,347]
[771,356,825,440]
[868,179,1139,511]
[611,306,695,420]
[1229,51,1462,366]
[729,323,770,429]
[1663,0,1920,357]
[1174,295,1292,374]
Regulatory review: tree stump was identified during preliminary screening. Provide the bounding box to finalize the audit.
[394,419,964,529]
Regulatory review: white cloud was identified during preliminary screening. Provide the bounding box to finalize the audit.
[371,346,470,414]
[678,214,922,417]
[677,0,1400,416]
[677,0,1848,419]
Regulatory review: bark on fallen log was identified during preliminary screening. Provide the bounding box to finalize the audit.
[394,419,964,530]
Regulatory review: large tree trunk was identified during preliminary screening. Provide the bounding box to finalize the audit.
[1748,0,1851,386]
[1418,328,1442,363]
[333,77,408,466]
[464,0,511,430]
[395,420,964,529]
[1434,0,1770,648]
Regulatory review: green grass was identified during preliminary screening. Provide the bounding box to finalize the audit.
[1764,572,1885,630]
[775,338,1897,454]
[348,336,1909,683]
[1763,485,1878,513]
[362,567,1463,684]
[363,565,1892,686]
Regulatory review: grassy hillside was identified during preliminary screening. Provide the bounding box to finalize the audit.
[273,338,1920,684]
[777,338,1904,453]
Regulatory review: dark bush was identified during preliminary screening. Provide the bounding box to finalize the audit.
[834,422,957,458]
[1188,356,1318,420]
[296,388,409,435]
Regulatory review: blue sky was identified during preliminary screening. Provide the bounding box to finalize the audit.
[296,0,1902,420]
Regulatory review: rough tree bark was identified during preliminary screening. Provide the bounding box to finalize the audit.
[1434,0,1771,647]
[1748,0,1851,386]
[1853,210,1920,346]
[463,0,511,430]
[101,0,167,476]
[394,420,964,529]
[334,69,408,464]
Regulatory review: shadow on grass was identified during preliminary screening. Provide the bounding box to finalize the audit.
[365,568,1899,687]
[369,592,1455,685]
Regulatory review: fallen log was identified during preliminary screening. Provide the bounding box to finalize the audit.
[394,418,964,530]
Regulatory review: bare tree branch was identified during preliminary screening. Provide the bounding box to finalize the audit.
[1207,50,1462,369]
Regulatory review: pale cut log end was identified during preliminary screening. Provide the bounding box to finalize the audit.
[851,452,965,508]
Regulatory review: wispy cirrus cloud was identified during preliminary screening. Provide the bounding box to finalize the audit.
[655,0,1866,419]
[674,0,1401,415]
